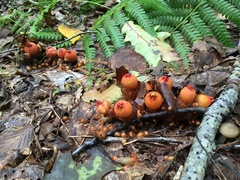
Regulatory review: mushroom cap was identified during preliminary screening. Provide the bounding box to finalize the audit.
[219,122,239,138]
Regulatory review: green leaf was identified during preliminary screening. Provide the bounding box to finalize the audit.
[44,152,78,180]
[44,148,118,180]
[122,21,179,67]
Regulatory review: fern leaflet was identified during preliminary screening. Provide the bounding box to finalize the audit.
[156,25,174,32]
[82,34,96,60]
[180,23,203,43]
[55,41,72,49]
[207,0,240,27]
[170,31,191,69]
[11,13,28,34]
[125,1,157,37]
[113,10,129,28]
[15,18,35,34]
[136,0,172,15]
[151,16,183,27]
[170,8,193,17]
[93,0,128,29]
[197,2,234,47]
[227,0,240,9]
[96,27,114,58]
[189,12,212,37]
[103,16,125,49]
[30,30,63,41]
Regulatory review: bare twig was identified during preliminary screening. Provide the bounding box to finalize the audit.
[102,136,182,145]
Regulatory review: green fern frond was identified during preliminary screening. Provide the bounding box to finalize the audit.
[0,10,19,29]
[136,0,172,15]
[170,8,193,17]
[82,34,96,60]
[11,13,28,34]
[167,0,200,8]
[180,23,203,43]
[189,12,212,37]
[15,18,35,34]
[31,0,57,30]
[197,2,234,47]
[8,0,60,44]
[207,0,240,27]
[55,41,72,49]
[113,10,129,28]
[227,0,240,9]
[6,0,239,72]
[125,1,157,37]
[93,0,128,28]
[170,31,191,69]
[96,27,114,58]
[103,16,125,49]
[30,30,63,41]
[147,11,165,18]
[210,21,234,47]
[151,16,183,27]
[156,25,174,32]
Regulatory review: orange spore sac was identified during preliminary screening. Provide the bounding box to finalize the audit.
[95,99,111,115]
[144,91,163,110]
[179,85,196,104]
[145,82,153,92]
[131,153,138,162]
[158,76,173,89]
[114,153,138,166]
[97,130,106,140]
[114,100,133,118]
[57,48,67,59]
[121,73,138,89]
[196,94,214,108]
[46,46,57,58]
[64,49,77,62]
[23,41,39,55]
[98,119,104,125]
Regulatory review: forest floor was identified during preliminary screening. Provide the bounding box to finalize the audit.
[0,1,240,180]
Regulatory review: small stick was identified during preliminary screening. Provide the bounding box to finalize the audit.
[72,107,206,155]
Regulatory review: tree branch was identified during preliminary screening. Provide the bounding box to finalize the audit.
[180,67,240,179]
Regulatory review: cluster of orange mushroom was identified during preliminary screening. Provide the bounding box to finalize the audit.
[21,41,80,71]
[22,41,77,62]
[45,46,77,62]
[95,73,214,130]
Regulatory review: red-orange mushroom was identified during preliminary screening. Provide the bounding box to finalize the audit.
[179,85,196,104]
[23,41,39,55]
[114,100,133,118]
[46,46,57,58]
[121,73,138,90]
[64,49,77,62]
[144,91,163,110]
[158,76,173,89]
[196,94,214,108]
[57,48,67,59]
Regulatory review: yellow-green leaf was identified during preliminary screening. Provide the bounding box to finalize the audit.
[122,21,180,67]
[81,85,122,103]
[58,24,82,43]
